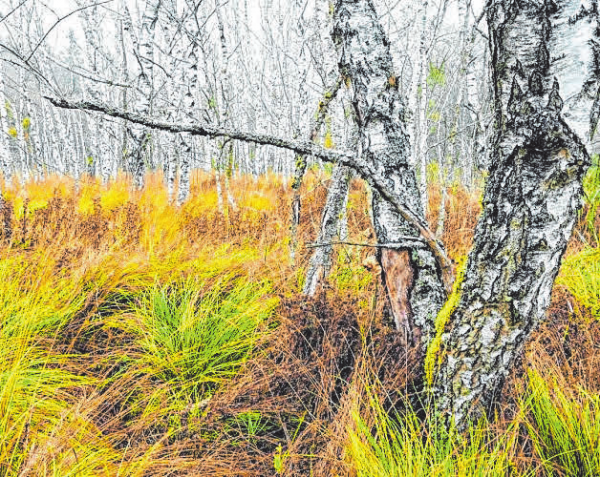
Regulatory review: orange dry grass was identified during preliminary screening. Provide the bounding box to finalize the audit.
[1,170,598,476]
[0,171,296,284]
[427,183,482,261]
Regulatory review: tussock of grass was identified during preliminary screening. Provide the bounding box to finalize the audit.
[347,391,518,477]
[557,247,600,319]
[524,370,600,476]
[120,275,277,397]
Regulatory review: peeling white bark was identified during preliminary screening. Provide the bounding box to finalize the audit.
[332,0,447,346]
[433,0,594,429]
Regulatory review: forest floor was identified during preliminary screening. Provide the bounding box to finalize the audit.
[1,170,599,476]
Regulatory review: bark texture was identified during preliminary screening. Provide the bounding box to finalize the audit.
[432,0,593,428]
[332,0,447,346]
[291,78,342,264]
[124,0,162,188]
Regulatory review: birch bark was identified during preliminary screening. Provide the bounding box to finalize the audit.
[332,0,447,346]
[432,0,596,428]
[303,164,353,296]
[124,0,162,189]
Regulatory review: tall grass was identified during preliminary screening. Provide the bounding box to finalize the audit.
[0,170,599,474]
[524,370,600,476]
[0,253,117,476]
[347,392,519,477]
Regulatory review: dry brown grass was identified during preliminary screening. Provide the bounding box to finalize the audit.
[0,169,598,476]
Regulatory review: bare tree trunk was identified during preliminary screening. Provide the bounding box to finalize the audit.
[291,78,342,264]
[303,164,353,296]
[432,0,596,429]
[0,67,12,182]
[332,0,447,346]
[414,0,430,214]
[123,0,162,189]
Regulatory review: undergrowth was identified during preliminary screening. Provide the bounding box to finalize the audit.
[0,170,597,475]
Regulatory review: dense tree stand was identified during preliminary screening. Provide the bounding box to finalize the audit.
[44,0,597,432]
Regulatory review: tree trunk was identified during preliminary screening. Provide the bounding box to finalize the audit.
[413,0,430,214]
[431,0,595,429]
[303,164,353,296]
[292,78,342,264]
[123,0,162,189]
[332,0,447,347]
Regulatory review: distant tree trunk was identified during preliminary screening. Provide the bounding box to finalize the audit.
[413,0,431,214]
[171,0,202,205]
[291,78,342,264]
[215,0,238,211]
[118,6,130,175]
[303,164,353,296]
[332,0,447,346]
[124,0,162,189]
[0,67,12,182]
[432,0,596,428]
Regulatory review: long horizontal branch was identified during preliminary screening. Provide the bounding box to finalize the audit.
[306,239,427,249]
[45,95,454,291]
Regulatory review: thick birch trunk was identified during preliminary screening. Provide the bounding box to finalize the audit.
[332,0,447,346]
[432,0,595,428]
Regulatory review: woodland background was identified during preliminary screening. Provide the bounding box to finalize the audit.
[0,0,600,476]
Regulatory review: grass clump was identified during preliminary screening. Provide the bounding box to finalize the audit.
[127,275,277,397]
[347,393,518,477]
[524,370,600,476]
[104,273,279,433]
[557,247,600,319]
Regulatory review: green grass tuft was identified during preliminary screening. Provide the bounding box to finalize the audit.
[347,392,518,477]
[114,274,278,402]
[524,371,600,476]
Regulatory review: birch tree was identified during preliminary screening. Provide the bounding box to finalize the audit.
[123,0,162,188]
[38,0,600,431]
[330,0,448,345]
[431,0,597,427]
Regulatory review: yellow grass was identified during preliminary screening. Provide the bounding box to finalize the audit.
[0,169,597,475]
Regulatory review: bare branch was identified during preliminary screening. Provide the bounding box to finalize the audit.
[306,239,427,249]
[0,0,30,25]
[25,0,116,63]
[45,95,454,290]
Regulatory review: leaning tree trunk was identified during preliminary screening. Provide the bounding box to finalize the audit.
[331,0,447,347]
[292,77,342,265]
[303,164,353,296]
[431,0,597,429]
